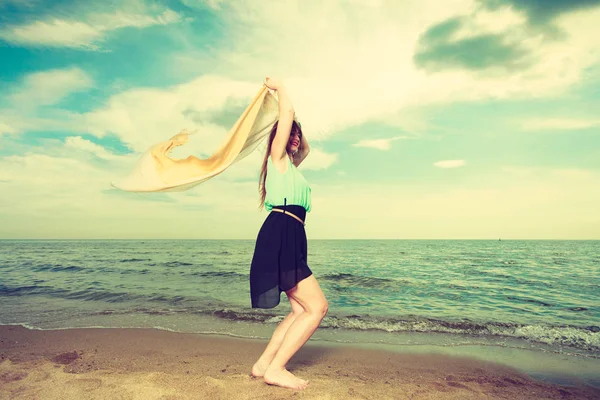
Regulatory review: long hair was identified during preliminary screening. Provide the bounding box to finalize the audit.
[258,120,303,209]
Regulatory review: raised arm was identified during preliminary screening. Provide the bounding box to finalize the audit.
[293,131,310,167]
[265,77,295,162]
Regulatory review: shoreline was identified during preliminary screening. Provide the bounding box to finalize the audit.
[1,325,599,399]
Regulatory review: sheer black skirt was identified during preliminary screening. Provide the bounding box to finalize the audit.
[250,204,312,309]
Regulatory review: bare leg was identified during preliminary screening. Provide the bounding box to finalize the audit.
[263,275,328,390]
[251,296,304,377]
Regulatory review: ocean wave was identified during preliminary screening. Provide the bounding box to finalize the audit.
[90,305,599,353]
[32,264,86,273]
[189,271,246,279]
[64,289,143,303]
[55,303,600,354]
[505,296,553,307]
[198,308,600,353]
[320,273,405,289]
[62,289,191,304]
[321,316,600,353]
[0,284,69,296]
[163,261,194,267]
[0,284,188,305]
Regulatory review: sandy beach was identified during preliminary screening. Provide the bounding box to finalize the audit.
[0,325,598,399]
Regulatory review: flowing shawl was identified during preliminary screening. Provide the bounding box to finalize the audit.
[111,85,278,192]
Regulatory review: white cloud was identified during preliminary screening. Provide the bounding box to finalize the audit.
[377,109,432,135]
[0,67,93,136]
[171,0,600,140]
[0,8,181,49]
[64,136,119,160]
[353,139,390,150]
[434,160,466,168]
[9,67,93,107]
[0,110,86,136]
[299,148,338,170]
[82,75,260,153]
[181,0,224,9]
[169,0,478,138]
[352,136,410,150]
[521,117,600,131]
[452,5,528,41]
[0,122,18,136]
[8,1,600,147]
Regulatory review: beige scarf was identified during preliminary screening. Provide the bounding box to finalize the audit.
[112,85,278,192]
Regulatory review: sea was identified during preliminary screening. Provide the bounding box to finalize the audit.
[1,239,599,386]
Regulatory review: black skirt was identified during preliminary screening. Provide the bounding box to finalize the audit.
[250,204,312,309]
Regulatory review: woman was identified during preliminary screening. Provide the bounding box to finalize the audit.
[249,77,328,390]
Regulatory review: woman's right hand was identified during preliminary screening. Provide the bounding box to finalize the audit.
[264,77,284,91]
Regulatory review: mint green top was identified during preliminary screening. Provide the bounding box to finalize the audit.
[265,156,312,212]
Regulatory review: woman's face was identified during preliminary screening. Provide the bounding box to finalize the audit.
[287,131,301,154]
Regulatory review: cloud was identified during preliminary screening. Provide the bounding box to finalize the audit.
[521,117,600,131]
[352,136,410,150]
[299,148,338,170]
[434,160,466,168]
[0,7,181,49]
[0,110,85,136]
[0,122,18,136]
[377,109,432,135]
[479,0,600,25]
[419,16,465,44]
[81,75,260,153]
[413,6,535,72]
[169,0,479,138]
[4,1,600,148]
[167,0,600,142]
[181,0,224,9]
[64,136,120,160]
[6,1,600,148]
[353,139,393,151]
[8,67,93,108]
[414,29,530,72]
[0,67,93,136]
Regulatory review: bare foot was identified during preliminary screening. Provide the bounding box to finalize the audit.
[263,367,309,390]
[251,359,269,378]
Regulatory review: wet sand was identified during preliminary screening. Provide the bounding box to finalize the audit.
[1,325,598,399]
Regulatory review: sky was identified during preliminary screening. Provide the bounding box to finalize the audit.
[0,0,599,240]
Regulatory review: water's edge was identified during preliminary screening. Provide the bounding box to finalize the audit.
[2,322,599,390]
